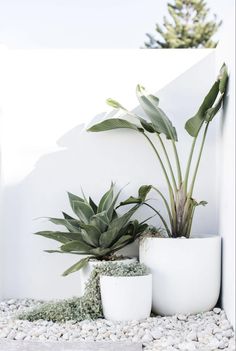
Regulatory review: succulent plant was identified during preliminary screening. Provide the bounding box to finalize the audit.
[35,184,151,276]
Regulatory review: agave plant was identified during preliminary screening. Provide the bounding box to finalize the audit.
[88,64,228,238]
[35,184,150,276]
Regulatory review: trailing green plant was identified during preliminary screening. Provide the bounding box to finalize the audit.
[19,262,148,322]
[35,183,150,276]
[88,64,228,238]
[144,0,221,49]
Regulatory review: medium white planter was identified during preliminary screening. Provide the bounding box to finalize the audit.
[80,257,137,294]
[100,273,152,321]
[139,236,221,316]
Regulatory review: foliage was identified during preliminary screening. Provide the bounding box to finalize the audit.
[144,0,221,49]
[88,64,228,238]
[35,184,150,275]
[19,262,149,322]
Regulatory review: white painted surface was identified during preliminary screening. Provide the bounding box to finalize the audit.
[100,274,152,321]
[140,236,221,315]
[0,49,219,299]
[216,0,235,329]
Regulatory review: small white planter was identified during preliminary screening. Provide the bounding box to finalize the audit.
[100,273,152,321]
[139,236,221,316]
[80,257,137,294]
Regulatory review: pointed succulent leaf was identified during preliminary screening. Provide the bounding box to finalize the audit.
[205,94,224,122]
[67,192,85,204]
[110,235,133,250]
[62,212,76,220]
[62,256,91,276]
[87,118,140,132]
[48,217,81,233]
[79,224,101,246]
[119,196,142,206]
[99,227,119,248]
[98,183,114,213]
[34,231,82,244]
[89,197,98,214]
[108,205,139,234]
[88,247,111,256]
[60,239,93,252]
[70,200,94,223]
[90,211,110,232]
[136,85,177,141]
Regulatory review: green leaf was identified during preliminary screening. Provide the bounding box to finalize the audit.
[110,235,133,250]
[62,256,91,276]
[70,200,94,223]
[90,211,110,232]
[88,247,111,256]
[97,183,114,213]
[119,196,142,206]
[79,224,101,246]
[185,81,220,137]
[99,228,119,248]
[60,240,93,252]
[67,192,85,204]
[106,98,127,110]
[136,85,177,141]
[89,197,98,214]
[138,185,152,201]
[219,63,228,93]
[205,94,224,122]
[48,217,81,232]
[87,118,140,132]
[62,212,75,220]
[34,231,82,244]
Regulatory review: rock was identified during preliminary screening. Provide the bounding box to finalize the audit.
[213,307,221,314]
[177,314,187,321]
[151,329,163,339]
[178,341,196,350]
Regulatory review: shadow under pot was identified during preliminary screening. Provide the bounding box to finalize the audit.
[100,273,152,321]
[139,235,221,316]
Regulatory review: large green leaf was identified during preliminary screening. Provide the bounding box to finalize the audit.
[185,81,220,137]
[62,256,91,276]
[89,197,98,214]
[110,235,133,250]
[67,192,85,205]
[88,247,111,256]
[185,65,228,137]
[136,85,177,141]
[34,231,82,244]
[87,118,140,132]
[60,239,92,252]
[119,185,152,206]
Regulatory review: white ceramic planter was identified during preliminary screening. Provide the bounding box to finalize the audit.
[139,236,221,316]
[100,273,152,321]
[80,257,137,294]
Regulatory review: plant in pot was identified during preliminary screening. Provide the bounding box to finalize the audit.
[99,262,152,321]
[35,183,151,293]
[87,64,228,315]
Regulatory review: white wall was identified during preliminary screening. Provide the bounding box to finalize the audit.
[0,49,219,299]
[216,0,235,329]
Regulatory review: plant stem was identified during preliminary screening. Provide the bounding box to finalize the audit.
[183,137,197,194]
[188,123,209,198]
[144,203,172,237]
[142,133,174,196]
[171,140,182,187]
[152,186,172,225]
[156,134,178,192]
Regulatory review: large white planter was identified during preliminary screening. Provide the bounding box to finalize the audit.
[100,273,152,321]
[80,257,137,294]
[139,236,221,315]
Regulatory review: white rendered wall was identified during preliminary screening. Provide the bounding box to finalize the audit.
[0,49,219,299]
[216,0,235,329]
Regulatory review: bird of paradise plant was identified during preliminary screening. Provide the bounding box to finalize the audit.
[88,64,228,238]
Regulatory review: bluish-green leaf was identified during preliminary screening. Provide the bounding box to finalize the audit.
[70,200,94,223]
[87,118,140,132]
[136,85,177,141]
[60,240,93,252]
[34,231,82,244]
[98,183,114,213]
[62,256,91,276]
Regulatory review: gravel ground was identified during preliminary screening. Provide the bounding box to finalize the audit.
[0,299,235,351]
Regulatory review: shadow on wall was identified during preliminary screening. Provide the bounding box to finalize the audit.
[2,53,219,300]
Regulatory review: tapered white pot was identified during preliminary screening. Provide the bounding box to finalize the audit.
[100,273,152,321]
[139,236,221,315]
[80,257,137,294]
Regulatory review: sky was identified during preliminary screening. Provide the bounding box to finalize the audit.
[0,0,224,48]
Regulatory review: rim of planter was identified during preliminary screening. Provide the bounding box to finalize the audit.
[100,273,152,279]
[141,235,220,240]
